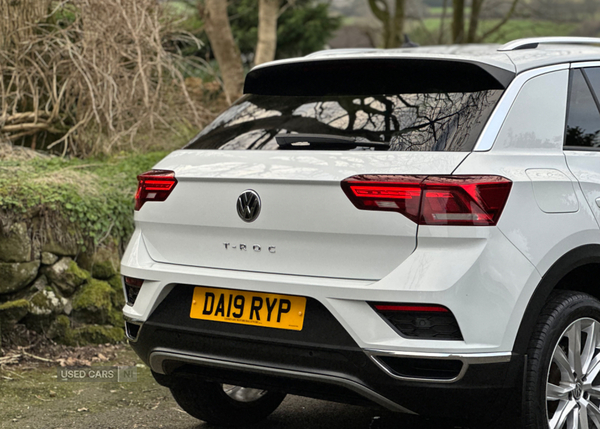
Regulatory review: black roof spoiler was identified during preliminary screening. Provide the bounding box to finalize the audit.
[244,58,515,96]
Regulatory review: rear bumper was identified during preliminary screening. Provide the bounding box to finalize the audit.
[127,284,524,422]
[122,224,540,354]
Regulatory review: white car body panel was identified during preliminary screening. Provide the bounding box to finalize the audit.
[139,151,467,280]
[122,42,600,420]
[566,151,600,227]
[123,61,600,354]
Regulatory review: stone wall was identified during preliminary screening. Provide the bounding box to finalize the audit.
[0,222,124,346]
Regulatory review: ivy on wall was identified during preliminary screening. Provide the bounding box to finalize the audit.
[0,152,167,251]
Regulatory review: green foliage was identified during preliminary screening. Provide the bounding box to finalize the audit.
[165,1,203,34]
[231,0,341,61]
[275,1,341,58]
[171,0,340,67]
[0,152,167,250]
[477,19,577,44]
[409,18,576,45]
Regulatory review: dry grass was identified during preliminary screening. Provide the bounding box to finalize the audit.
[0,0,215,157]
[0,142,49,160]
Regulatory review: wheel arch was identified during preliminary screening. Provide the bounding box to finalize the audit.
[513,244,600,355]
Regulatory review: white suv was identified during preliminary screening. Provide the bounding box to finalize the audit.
[122,37,600,428]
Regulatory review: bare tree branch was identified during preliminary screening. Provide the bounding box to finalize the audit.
[478,0,520,42]
[0,0,213,156]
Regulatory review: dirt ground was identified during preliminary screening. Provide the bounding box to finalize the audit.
[0,342,472,429]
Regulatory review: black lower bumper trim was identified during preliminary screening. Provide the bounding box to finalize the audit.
[129,285,523,423]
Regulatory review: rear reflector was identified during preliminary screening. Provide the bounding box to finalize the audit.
[371,302,463,341]
[135,170,177,211]
[341,175,511,226]
[123,276,144,306]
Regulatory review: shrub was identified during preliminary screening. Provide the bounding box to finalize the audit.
[0,0,212,157]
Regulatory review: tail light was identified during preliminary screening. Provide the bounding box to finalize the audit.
[341,175,512,226]
[135,170,177,211]
[123,276,144,306]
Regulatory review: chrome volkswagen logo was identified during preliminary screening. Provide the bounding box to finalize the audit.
[237,190,261,222]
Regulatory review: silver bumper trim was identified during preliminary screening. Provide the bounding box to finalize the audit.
[123,317,144,342]
[149,348,417,415]
[365,349,513,384]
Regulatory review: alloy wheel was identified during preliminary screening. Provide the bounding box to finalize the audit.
[547,318,600,429]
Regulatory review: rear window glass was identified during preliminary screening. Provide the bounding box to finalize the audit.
[186,91,503,152]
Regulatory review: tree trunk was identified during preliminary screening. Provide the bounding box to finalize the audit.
[451,0,465,43]
[0,0,51,49]
[438,0,449,44]
[198,0,244,104]
[391,0,404,48]
[467,0,484,43]
[368,0,406,48]
[255,0,279,66]
[368,0,391,48]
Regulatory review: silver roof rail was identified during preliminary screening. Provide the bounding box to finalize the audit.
[498,37,600,52]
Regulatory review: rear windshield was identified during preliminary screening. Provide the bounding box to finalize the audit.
[186,90,502,151]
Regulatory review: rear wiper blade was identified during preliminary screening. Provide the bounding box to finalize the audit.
[275,133,389,151]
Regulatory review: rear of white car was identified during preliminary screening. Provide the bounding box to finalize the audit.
[122,38,600,428]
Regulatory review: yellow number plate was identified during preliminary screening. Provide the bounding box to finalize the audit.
[190,286,306,331]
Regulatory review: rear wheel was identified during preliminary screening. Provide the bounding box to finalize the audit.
[525,291,600,429]
[170,380,286,427]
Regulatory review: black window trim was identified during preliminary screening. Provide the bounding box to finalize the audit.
[564,146,600,152]
[563,67,600,150]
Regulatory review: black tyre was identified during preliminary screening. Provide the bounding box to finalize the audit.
[170,380,286,427]
[525,290,600,429]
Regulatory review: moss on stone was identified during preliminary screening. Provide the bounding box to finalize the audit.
[47,315,75,345]
[0,260,40,294]
[72,325,124,345]
[91,260,117,280]
[66,260,91,284]
[71,279,114,324]
[0,299,30,324]
[108,307,124,326]
[107,276,125,309]
[41,257,92,296]
[43,257,90,296]
[41,252,59,265]
[40,227,79,257]
[107,275,122,292]
[29,291,50,311]
[0,222,31,263]
[0,299,30,311]
[29,288,66,316]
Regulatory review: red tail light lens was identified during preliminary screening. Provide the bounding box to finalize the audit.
[135,170,177,211]
[342,175,512,226]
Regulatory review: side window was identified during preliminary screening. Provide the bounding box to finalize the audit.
[584,68,600,98]
[565,68,600,148]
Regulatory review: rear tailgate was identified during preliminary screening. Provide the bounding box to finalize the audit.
[135,150,468,280]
